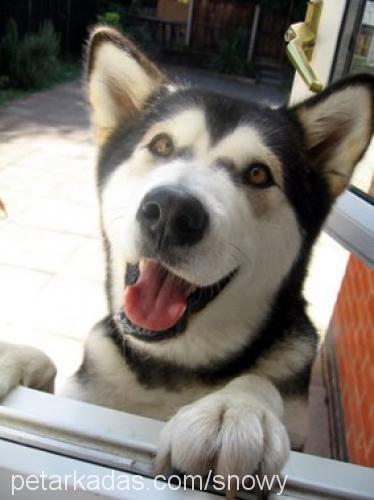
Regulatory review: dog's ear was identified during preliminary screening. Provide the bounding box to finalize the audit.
[86,26,167,144]
[291,75,373,196]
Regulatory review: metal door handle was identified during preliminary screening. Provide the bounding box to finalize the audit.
[285,0,323,92]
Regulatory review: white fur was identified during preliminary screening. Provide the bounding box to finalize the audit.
[0,97,306,488]
[155,375,290,478]
[296,86,372,195]
[208,125,284,187]
[58,107,304,482]
[0,336,291,479]
[88,41,163,142]
[0,341,56,399]
[1,36,372,493]
[102,116,302,368]
[61,327,212,420]
[252,336,317,384]
[59,322,308,457]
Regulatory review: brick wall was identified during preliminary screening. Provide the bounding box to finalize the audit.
[330,255,374,467]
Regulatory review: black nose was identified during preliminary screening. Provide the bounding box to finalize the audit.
[137,186,209,248]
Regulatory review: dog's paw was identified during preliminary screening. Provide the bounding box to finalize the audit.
[155,392,290,487]
[0,342,57,400]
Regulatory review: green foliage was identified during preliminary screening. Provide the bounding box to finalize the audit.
[210,29,254,77]
[97,9,155,54]
[0,61,81,107]
[97,11,122,29]
[124,23,154,53]
[0,19,20,87]
[0,19,61,90]
[0,87,28,106]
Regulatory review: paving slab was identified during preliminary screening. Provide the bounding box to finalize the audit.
[166,65,288,106]
[0,80,100,363]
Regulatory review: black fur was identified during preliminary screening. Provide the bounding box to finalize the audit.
[104,231,318,396]
[97,88,334,236]
[85,74,373,396]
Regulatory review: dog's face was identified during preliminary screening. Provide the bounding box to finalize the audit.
[87,27,373,365]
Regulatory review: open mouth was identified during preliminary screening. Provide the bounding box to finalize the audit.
[114,260,238,342]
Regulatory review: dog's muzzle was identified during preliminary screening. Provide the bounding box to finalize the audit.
[116,262,238,342]
[137,185,209,250]
[114,185,238,341]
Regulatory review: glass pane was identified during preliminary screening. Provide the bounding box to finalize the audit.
[351,140,374,200]
[349,1,374,200]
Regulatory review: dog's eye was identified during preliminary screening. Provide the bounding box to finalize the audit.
[148,133,174,157]
[243,163,274,188]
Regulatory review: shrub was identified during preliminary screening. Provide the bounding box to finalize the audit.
[124,23,154,53]
[210,29,254,77]
[0,19,20,87]
[97,10,155,54]
[0,19,61,90]
[97,11,122,29]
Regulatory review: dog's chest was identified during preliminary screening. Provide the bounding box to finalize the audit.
[64,330,213,420]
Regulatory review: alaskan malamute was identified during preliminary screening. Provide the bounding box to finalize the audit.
[1,26,373,489]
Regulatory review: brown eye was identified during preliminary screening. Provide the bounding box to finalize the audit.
[148,133,174,157]
[243,163,274,188]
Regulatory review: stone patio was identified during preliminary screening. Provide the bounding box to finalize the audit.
[0,74,345,458]
[0,81,104,387]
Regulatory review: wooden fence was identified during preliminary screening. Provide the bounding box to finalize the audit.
[190,0,291,65]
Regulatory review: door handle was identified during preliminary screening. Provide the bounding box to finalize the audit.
[285,0,323,92]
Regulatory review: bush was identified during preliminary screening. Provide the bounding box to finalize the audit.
[0,19,20,87]
[97,10,155,55]
[0,19,61,90]
[210,29,254,77]
[124,23,154,54]
[97,11,122,29]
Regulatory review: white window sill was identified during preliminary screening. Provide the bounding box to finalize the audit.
[325,189,374,267]
[1,387,373,499]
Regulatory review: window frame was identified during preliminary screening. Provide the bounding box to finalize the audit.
[324,0,374,267]
[325,189,374,267]
[0,387,374,499]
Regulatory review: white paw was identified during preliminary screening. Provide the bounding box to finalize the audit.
[0,342,57,400]
[156,392,290,486]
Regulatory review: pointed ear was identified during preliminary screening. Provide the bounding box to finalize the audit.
[86,26,167,144]
[291,75,374,197]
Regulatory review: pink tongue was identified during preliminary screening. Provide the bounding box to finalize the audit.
[123,261,190,332]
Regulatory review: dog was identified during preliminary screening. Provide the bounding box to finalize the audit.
[0,25,373,491]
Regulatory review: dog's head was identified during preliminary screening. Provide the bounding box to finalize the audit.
[86,27,373,364]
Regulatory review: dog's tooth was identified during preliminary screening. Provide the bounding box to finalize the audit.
[125,262,140,286]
